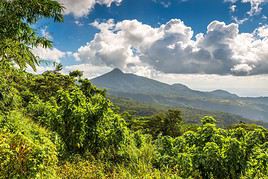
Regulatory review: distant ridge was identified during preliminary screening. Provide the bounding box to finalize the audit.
[92,68,268,122]
[92,68,239,99]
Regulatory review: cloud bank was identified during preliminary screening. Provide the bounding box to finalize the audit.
[73,19,268,76]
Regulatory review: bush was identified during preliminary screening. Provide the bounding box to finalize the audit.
[154,116,268,178]
[0,112,58,178]
[27,88,131,161]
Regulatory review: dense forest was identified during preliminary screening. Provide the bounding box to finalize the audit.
[0,0,268,178]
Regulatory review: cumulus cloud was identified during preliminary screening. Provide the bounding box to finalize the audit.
[73,19,158,69]
[32,46,66,62]
[73,19,268,76]
[57,0,123,17]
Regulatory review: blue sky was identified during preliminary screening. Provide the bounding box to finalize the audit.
[33,0,268,97]
[38,0,267,53]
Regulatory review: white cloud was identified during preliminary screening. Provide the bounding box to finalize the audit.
[243,0,268,16]
[232,16,249,24]
[225,0,268,16]
[27,65,55,74]
[74,20,84,26]
[231,64,254,75]
[255,25,268,37]
[57,0,123,17]
[262,15,268,19]
[74,19,161,69]
[230,4,237,12]
[33,27,66,63]
[32,46,66,62]
[64,63,113,78]
[73,19,268,76]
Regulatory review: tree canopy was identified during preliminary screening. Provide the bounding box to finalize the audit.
[0,0,63,70]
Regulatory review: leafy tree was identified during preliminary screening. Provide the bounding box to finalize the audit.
[140,110,183,138]
[0,0,63,70]
[26,73,131,160]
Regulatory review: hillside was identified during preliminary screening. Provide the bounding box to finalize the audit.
[110,96,268,128]
[92,68,268,122]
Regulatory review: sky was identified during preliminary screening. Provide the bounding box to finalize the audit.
[32,0,268,97]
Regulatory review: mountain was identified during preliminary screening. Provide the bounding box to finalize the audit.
[91,68,268,122]
[92,68,238,99]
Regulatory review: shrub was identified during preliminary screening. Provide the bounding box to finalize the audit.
[154,116,268,178]
[0,112,58,178]
[27,88,131,161]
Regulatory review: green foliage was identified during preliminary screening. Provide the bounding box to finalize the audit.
[69,70,83,79]
[57,155,180,179]
[26,71,76,101]
[201,115,217,125]
[0,0,63,70]
[0,65,24,113]
[131,110,184,138]
[1,65,268,178]
[24,72,130,161]
[0,111,58,178]
[1,62,268,178]
[57,156,107,179]
[56,133,180,179]
[2,2,267,176]
[154,116,268,178]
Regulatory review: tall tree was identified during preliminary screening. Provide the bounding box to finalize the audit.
[0,0,64,70]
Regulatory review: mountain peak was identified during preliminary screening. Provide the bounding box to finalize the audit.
[110,68,124,74]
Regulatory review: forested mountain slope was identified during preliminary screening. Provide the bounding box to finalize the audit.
[110,96,268,128]
[92,68,268,122]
